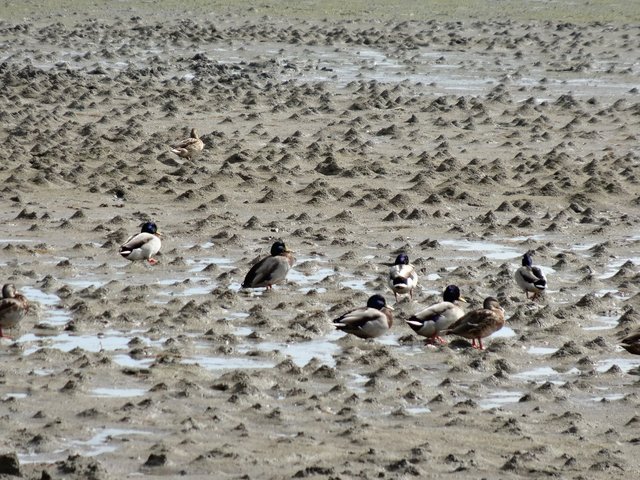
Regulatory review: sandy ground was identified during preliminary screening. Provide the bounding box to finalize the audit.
[1,1,640,479]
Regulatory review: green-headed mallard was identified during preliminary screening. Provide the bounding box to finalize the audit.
[621,329,640,355]
[119,221,162,265]
[170,128,204,161]
[514,252,547,300]
[0,284,29,338]
[333,294,394,339]
[406,284,466,344]
[241,241,295,290]
[442,296,505,350]
[388,253,418,302]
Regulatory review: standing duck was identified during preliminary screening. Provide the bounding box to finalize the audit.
[119,221,162,265]
[333,294,394,339]
[388,253,418,302]
[514,252,547,300]
[170,128,204,161]
[0,284,29,338]
[442,296,505,350]
[406,284,466,344]
[241,241,295,290]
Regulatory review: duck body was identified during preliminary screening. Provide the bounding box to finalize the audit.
[388,253,418,302]
[515,252,547,300]
[333,294,394,339]
[0,284,29,338]
[242,241,295,290]
[406,285,466,344]
[170,128,204,161]
[442,296,505,350]
[621,329,640,355]
[120,221,162,265]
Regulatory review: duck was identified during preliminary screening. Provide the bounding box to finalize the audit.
[119,221,162,265]
[241,241,295,290]
[406,284,466,344]
[333,294,394,339]
[388,253,418,302]
[514,252,547,300]
[0,284,29,338]
[442,296,505,350]
[621,329,640,355]
[170,128,204,161]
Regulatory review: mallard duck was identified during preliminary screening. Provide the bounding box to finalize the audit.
[119,221,162,265]
[241,241,295,290]
[333,294,394,339]
[388,253,418,302]
[0,284,29,338]
[442,296,505,350]
[406,284,466,344]
[514,252,547,300]
[170,128,204,161]
[621,329,640,355]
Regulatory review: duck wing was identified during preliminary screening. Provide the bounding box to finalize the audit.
[242,256,289,288]
[119,233,155,254]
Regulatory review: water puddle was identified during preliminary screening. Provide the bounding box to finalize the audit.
[479,390,523,410]
[182,355,275,370]
[595,357,640,374]
[583,315,619,331]
[187,256,234,273]
[528,346,558,355]
[2,392,28,400]
[347,373,369,394]
[439,239,521,260]
[237,331,342,367]
[18,428,153,464]
[513,366,580,382]
[90,387,147,398]
[22,286,72,326]
[18,330,164,356]
[405,406,431,415]
[490,326,516,339]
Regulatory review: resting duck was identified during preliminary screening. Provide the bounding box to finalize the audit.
[241,241,295,290]
[406,284,466,344]
[514,252,547,300]
[170,128,204,161]
[442,296,505,350]
[621,329,640,355]
[388,253,418,302]
[333,294,394,339]
[0,284,29,338]
[119,221,162,265]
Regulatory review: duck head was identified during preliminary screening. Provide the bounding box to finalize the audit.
[270,241,291,256]
[394,253,410,265]
[141,221,161,237]
[2,284,17,299]
[443,284,466,303]
[367,294,393,311]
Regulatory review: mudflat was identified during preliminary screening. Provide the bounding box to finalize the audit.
[1,1,639,478]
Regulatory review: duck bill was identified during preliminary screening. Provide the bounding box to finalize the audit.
[155,232,163,238]
[386,305,395,311]
[458,296,468,303]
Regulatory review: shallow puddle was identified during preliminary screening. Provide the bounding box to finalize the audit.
[479,390,524,410]
[236,330,342,368]
[18,428,153,464]
[22,286,72,326]
[18,330,164,356]
[439,239,521,260]
[90,387,147,398]
[182,355,275,370]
